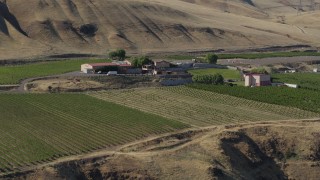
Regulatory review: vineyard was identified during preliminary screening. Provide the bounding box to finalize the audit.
[0,94,188,176]
[272,73,320,91]
[0,59,108,85]
[188,84,320,113]
[90,86,319,127]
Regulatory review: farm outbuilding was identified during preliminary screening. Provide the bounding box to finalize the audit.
[154,60,171,68]
[81,62,132,74]
[244,74,271,87]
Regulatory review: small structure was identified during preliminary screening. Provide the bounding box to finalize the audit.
[123,60,132,65]
[142,64,154,74]
[244,74,271,87]
[153,60,171,68]
[284,83,298,88]
[285,69,297,73]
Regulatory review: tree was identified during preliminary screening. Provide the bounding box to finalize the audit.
[131,56,153,68]
[108,49,126,61]
[108,51,118,60]
[205,53,218,64]
[116,49,126,61]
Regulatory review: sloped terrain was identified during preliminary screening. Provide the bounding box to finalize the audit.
[1,0,320,60]
[5,120,320,180]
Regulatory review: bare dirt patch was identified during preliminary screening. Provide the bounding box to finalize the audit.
[25,76,161,92]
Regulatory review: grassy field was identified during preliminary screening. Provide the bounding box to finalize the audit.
[90,86,319,127]
[188,84,320,114]
[272,73,320,90]
[0,59,108,85]
[0,94,188,175]
[188,68,241,80]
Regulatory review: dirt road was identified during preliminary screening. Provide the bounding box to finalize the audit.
[219,56,320,66]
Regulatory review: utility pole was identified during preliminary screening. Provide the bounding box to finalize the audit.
[224,0,229,13]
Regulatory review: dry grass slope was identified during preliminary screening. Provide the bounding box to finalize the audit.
[1,0,320,59]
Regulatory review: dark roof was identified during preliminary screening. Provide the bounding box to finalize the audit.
[88,63,131,67]
[244,73,269,76]
[88,63,117,67]
[153,60,170,63]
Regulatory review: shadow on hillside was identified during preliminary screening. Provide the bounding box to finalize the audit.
[220,132,287,180]
[0,16,9,35]
[0,2,28,37]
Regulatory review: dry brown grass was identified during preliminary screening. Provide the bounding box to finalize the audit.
[1,0,320,60]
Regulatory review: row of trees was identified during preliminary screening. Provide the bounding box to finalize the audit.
[108,49,219,65]
[192,74,224,85]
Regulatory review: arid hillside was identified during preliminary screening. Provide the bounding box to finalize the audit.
[1,0,320,59]
[5,119,320,180]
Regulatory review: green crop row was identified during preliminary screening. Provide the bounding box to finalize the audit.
[0,94,188,175]
[272,73,320,91]
[90,87,318,128]
[188,84,320,113]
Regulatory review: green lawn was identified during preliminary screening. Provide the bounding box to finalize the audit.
[272,73,320,90]
[0,59,109,85]
[188,68,241,80]
[0,94,188,175]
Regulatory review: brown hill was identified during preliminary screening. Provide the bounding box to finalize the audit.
[1,0,320,60]
[5,119,320,180]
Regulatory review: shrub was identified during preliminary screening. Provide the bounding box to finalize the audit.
[251,68,268,74]
[79,24,98,36]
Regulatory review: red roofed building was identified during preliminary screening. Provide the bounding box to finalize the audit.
[244,74,271,87]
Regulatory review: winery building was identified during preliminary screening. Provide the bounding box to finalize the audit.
[244,74,271,87]
[81,63,132,74]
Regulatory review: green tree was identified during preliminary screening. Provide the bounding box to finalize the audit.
[116,49,126,61]
[131,56,153,68]
[109,51,118,60]
[108,49,126,61]
[205,53,218,64]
